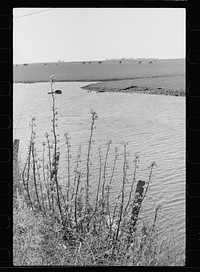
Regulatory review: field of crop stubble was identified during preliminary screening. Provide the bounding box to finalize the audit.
[14,59,185,88]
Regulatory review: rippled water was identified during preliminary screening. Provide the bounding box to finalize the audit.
[13,82,185,263]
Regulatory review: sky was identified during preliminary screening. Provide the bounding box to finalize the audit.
[13,8,186,64]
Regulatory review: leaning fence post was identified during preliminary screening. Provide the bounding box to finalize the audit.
[130,180,145,232]
[126,180,146,255]
[13,139,20,196]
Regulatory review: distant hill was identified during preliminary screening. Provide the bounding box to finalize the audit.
[13,59,185,83]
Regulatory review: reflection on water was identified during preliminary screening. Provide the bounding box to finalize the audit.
[13,82,185,262]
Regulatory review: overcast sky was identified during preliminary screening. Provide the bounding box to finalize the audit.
[13,8,186,64]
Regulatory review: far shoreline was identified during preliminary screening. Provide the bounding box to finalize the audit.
[14,77,185,97]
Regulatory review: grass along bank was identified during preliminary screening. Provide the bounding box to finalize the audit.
[13,76,184,266]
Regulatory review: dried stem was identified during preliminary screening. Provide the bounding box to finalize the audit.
[36,160,46,214]
[85,110,98,215]
[46,132,54,212]
[124,154,139,216]
[115,142,128,241]
[50,75,64,226]
[142,161,157,203]
[42,142,51,211]
[102,140,112,201]
[106,147,119,215]
[95,147,102,211]
[22,146,33,209]
[74,171,81,231]
[64,132,71,203]
[31,143,41,211]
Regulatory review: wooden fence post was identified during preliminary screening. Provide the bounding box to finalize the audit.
[130,180,145,232]
[13,139,20,196]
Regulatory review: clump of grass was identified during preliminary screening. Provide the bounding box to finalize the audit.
[13,76,183,266]
[13,192,44,266]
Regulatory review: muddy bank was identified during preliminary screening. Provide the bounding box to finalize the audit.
[81,77,185,97]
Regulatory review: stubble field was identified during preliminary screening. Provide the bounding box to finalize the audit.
[14,59,185,85]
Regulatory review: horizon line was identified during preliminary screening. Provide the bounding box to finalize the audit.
[13,57,185,65]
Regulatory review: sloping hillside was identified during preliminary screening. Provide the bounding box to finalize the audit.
[13,59,185,83]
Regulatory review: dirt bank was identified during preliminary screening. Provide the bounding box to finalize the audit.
[81,75,185,97]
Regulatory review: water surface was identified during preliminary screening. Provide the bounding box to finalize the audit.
[13,82,185,263]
